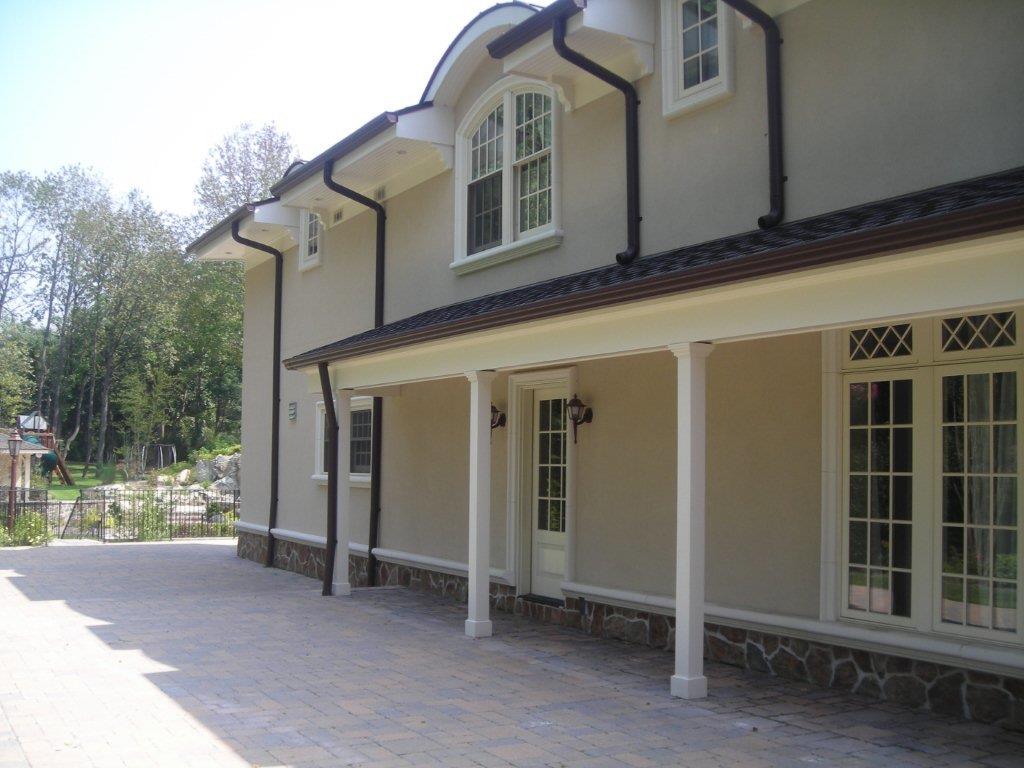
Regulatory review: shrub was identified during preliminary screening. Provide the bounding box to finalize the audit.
[0,512,51,547]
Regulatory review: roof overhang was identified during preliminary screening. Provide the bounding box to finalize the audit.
[488,0,655,109]
[276,104,456,221]
[421,2,540,106]
[187,199,297,268]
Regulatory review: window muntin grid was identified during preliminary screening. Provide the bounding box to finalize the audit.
[846,378,913,618]
[849,324,913,362]
[941,312,1017,353]
[467,104,504,255]
[515,92,552,234]
[536,397,567,534]
[350,408,373,475]
[940,369,1018,633]
[680,0,720,90]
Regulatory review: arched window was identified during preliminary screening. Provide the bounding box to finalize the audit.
[454,81,561,273]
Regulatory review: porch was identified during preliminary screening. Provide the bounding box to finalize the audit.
[3,540,1023,767]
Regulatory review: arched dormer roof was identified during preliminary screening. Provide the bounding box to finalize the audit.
[420,2,539,106]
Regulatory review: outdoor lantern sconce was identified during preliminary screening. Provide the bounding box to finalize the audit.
[490,404,507,430]
[7,433,22,460]
[565,394,593,443]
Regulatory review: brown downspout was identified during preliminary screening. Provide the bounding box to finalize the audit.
[317,362,339,596]
[720,0,785,228]
[231,219,282,567]
[321,160,386,586]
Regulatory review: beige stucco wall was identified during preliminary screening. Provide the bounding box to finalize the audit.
[239,257,274,528]
[706,333,822,618]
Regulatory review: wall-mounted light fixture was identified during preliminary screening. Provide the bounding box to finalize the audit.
[565,394,593,443]
[490,404,507,430]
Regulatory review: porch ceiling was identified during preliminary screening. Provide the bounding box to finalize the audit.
[284,166,1024,377]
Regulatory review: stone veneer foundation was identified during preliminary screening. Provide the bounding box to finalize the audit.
[238,537,1022,730]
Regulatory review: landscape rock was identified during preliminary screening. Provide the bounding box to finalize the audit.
[175,469,191,485]
[193,460,213,483]
[212,454,232,479]
[210,476,237,493]
[155,474,171,487]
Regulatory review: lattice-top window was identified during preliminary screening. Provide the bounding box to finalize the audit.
[849,324,913,362]
[515,92,552,234]
[941,311,1017,353]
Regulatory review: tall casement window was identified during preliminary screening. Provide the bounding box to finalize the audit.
[661,0,734,118]
[314,398,373,485]
[298,210,322,271]
[837,309,1022,642]
[453,79,561,274]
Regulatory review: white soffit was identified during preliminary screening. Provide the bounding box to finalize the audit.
[501,0,656,110]
[195,202,297,268]
[279,107,455,222]
[424,4,537,106]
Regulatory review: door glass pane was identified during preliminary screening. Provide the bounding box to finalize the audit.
[845,377,913,618]
[939,368,1020,634]
[535,397,567,534]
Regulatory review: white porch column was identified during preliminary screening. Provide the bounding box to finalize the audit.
[464,370,495,638]
[333,388,352,596]
[670,342,713,699]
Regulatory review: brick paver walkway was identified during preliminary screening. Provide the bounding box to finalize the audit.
[1,541,1022,768]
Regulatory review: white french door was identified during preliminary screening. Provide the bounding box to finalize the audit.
[530,387,568,599]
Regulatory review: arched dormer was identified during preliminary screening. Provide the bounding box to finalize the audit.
[421,3,539,107]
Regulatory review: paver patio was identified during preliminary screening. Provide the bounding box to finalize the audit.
[1,541,1022,768]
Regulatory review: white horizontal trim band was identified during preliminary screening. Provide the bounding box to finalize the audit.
[235,520,269,535]
[270,527,326,547]
[561,580,674,613]
[371,547,512,583]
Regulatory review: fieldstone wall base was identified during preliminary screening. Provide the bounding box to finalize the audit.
[271,538,326,581]
[704,623,1023,731]
[236,533,1023,730]
[236,530,267,564]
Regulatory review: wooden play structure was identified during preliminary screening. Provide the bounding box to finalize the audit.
[16,412,74,487]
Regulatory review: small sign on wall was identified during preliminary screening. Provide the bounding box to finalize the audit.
[287,402,297,422]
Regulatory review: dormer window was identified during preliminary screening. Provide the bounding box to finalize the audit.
[299,210,322,271]
[661,0,734,118]
[453,79,562,275]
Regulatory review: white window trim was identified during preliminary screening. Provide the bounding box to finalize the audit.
[451,76,562,274]
[660,0,735,119]
[298,209,322,272]
[822,306,1024,648]
[312,397,373,487]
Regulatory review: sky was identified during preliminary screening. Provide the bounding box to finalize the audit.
[0,0,547,217]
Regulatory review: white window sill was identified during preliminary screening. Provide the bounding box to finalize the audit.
[663,80,732,119]
[451,229,562,276]
[312,473,371,488]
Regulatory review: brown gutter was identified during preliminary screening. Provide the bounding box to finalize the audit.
[284,196,1024,370]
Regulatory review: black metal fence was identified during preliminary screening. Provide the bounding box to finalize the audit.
[62,488,240,542]
[1,487,61,541]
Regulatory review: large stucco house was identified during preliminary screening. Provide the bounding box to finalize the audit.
[188,0,1024,728]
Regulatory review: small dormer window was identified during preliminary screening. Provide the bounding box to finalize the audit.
[661,0,734,118]
[453,79,563,275]
[299,210,322,271]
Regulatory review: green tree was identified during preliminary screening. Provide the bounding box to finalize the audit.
[0,321,33,427]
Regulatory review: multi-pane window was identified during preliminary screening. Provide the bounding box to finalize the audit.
[299,210,322,270]
[350,408,372,475]
[941,311,1017,353]
[680,0,720,90]
[940,369,1018,632]
[468,104,503,255]
[849,324,913,362]
[514,92,552,234]
[536,398,567,534]
[846,378,913,617]
[458,84,559,266]
[315,403,373,478]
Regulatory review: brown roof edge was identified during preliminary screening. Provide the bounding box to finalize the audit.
[283,196,1024,371]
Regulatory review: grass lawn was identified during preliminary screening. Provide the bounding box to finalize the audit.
[43,462,108,501]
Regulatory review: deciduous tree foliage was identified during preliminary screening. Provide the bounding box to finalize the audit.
[0,123,296,464]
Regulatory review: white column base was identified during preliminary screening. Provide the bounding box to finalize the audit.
[464,619,493,638]
[670,674,708,699]
[332,581,352,597]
